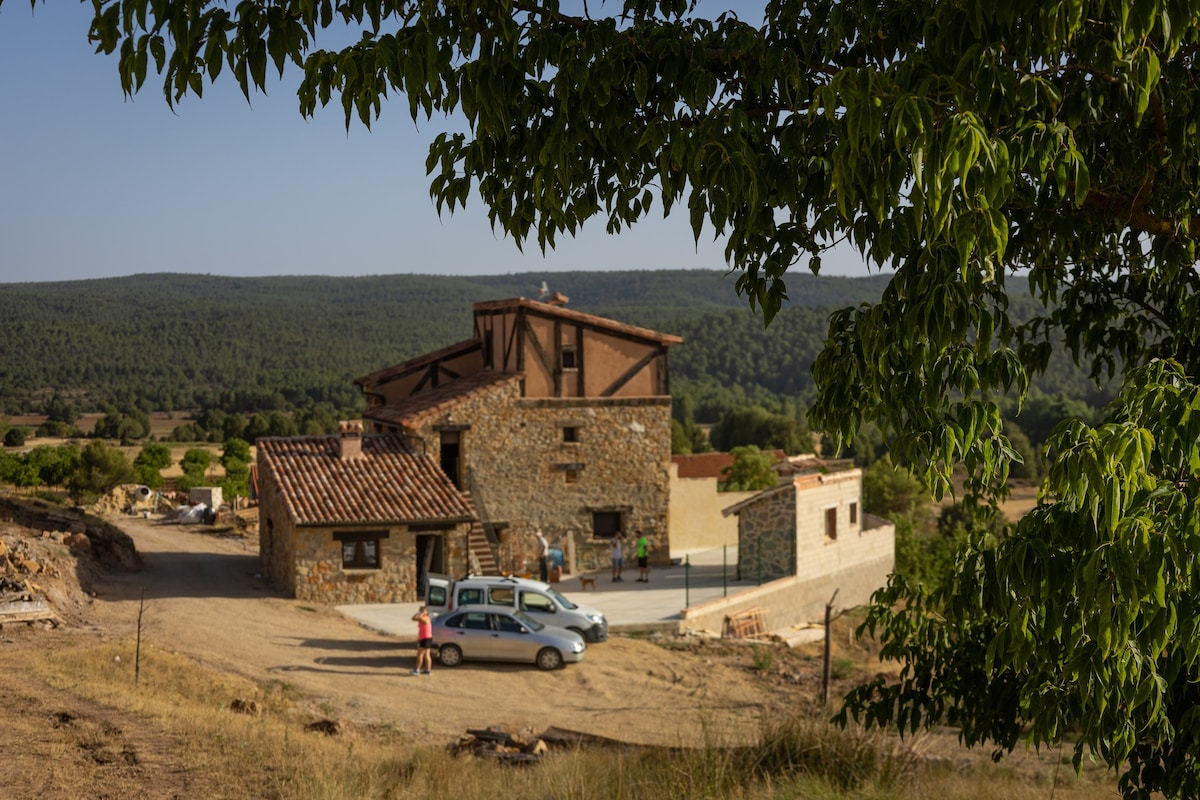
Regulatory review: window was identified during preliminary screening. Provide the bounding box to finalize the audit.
[458,588,484,606]
[462,612,491,630]
[564,468,580,484]
[849,502,858,525]
[824,508,838,541]
[592,511,622,539]
[520,592,555,613]
[427,585,447,607]
[487,587,515,606]
[494,614,524,633]
[562,426,578,443]
[335,531,385,569]
[561,345,578,370]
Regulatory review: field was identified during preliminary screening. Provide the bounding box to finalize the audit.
[6,412,233,481]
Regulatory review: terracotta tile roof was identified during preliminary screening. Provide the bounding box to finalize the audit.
[672,450,787,479]
[363,371,522,429]
[474,297,684,345]
[257,434,476,526]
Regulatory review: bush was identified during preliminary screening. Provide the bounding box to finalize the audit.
[67,440,134,502]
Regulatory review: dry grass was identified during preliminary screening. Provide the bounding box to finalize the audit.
[20,638,1121,800]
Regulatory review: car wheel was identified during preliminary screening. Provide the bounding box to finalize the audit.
[438,643,463,667]
[536,647,564,671]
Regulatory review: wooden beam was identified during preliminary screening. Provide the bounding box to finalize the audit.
[600,350,659,397]
[553,319,562,397]
[576,325,585,395]
[524,316,554,378]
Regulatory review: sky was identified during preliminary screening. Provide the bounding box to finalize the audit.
[0,2,871,285]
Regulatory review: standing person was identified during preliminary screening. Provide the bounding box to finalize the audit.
[536,529,550,582]
[411,605,433,675]
[610,531,624,582]
[635,530,650,582]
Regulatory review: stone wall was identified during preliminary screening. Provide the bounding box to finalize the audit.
[257,470,297,595]
[288,524,471,604]
[408,381,672,576]
[735,487,796,583]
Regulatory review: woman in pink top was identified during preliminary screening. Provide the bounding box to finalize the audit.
[411,606,433,675]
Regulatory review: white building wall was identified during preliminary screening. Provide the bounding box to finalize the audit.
[667,462,757,553]
[792,469,890,584]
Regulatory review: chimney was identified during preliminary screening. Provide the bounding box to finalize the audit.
[338,420,364,460]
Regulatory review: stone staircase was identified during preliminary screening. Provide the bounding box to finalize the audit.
[467,521,499,575]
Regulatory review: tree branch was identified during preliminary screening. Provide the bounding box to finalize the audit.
[1081,189,1200,238]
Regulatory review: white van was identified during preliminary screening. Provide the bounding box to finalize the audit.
[425,574,608,642]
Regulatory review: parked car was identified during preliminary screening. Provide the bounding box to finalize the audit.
[432,607,586,670]
[425,573,608,642]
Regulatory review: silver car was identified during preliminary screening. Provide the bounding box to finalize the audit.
[432,607,586,670]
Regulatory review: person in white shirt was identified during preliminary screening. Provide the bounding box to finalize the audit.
[610,532,625,582]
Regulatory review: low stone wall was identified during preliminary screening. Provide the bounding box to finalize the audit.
[678,554,894,635]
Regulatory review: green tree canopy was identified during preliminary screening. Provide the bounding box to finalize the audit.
[133,442,173,489]
[68,440,134,502]
[709,406,811,454]
[37,0,1200,794]
[25,444,82,488]
[180,448,212,478]
[717,445,779,492]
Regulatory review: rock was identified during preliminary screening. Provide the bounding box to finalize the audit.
[64,533,91,554]
[305,718,355,736]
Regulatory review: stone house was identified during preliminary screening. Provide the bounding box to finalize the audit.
[721,465,894,611]
[355,295,682,576]
[256,422,477,603]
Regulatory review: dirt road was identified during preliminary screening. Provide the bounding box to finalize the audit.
[78,517,805,746]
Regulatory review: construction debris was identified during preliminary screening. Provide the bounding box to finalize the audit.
[0,581,60,629]
[452,726,549,764]
[89,484,174,517]
[723,606,774,640]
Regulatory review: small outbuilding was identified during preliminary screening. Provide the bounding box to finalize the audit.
[721,467,894,621]
[256,422,477,604]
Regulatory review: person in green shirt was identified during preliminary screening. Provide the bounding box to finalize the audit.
[635,531,650,583]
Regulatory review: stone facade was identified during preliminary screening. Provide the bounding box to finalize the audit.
[359,298,681,579]
[256,431,475,605]
[404,380,672,574]
[260,476,472,604]
[733,485,797,582]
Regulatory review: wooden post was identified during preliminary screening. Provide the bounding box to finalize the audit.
[135,588,146,687]
[821,588,840,706]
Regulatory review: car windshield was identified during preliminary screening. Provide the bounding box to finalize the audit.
[546,588,577,610]
[512,611,544,631]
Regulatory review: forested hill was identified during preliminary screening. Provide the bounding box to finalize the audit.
[0,270,886,413]
[0,270,1105,418]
